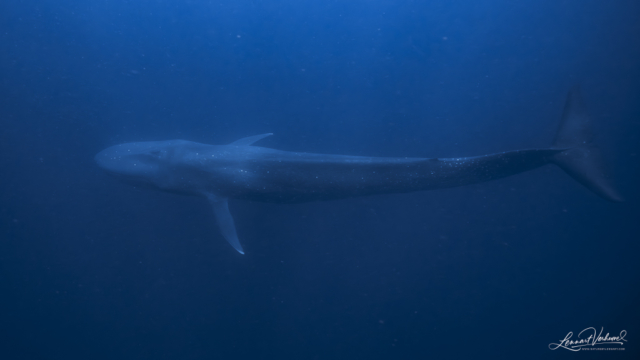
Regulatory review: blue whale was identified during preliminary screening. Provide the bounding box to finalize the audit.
[95,89,622,254]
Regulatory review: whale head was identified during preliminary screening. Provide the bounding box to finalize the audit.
[95,141,173,186]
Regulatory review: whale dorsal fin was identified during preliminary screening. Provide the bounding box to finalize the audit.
[229,133,273,146]
[207,194,245,254]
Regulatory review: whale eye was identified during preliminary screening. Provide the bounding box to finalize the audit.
[150,150,161,158]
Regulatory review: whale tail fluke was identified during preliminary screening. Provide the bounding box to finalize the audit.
[550,87,623,202]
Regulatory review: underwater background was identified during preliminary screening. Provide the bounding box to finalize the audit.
[1,0,639,359]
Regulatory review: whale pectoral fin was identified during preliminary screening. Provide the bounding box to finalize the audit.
[207,195,245,254]
[229,133,273,146]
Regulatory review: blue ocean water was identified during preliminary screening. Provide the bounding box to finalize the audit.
[1,0,638,359]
